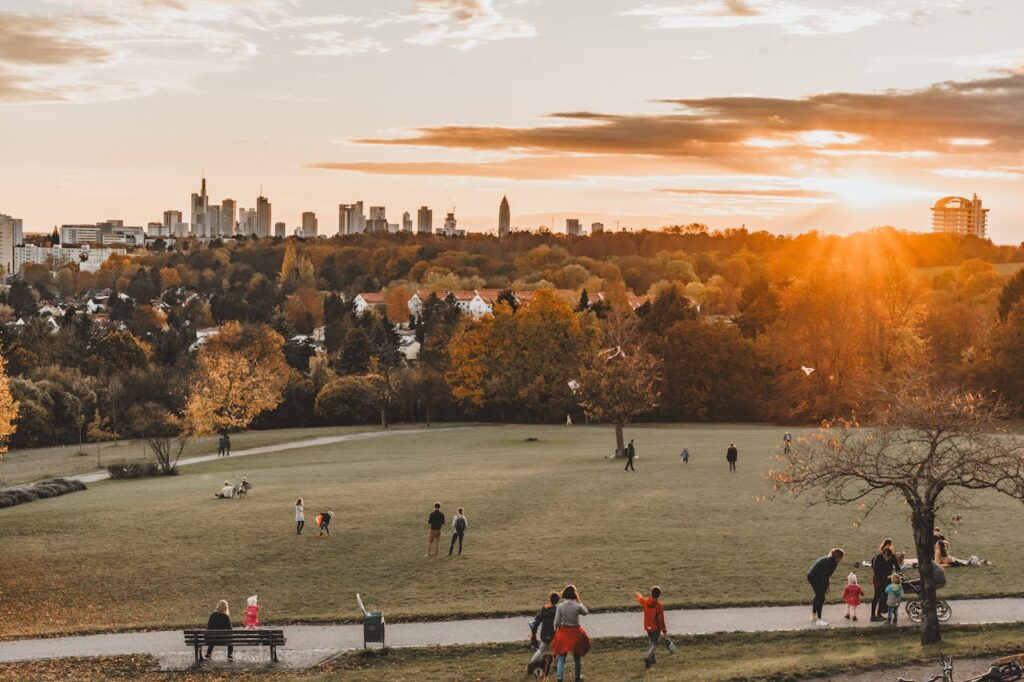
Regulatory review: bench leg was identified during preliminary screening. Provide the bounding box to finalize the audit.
[270,644,277,663]
[194,644,201,662]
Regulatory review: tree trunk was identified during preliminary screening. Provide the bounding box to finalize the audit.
[380,405,388,428]
[425,402,431,427]
[614,421,625,457]
[911,506,941,645]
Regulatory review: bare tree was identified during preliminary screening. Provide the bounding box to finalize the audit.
[766,381,1024,644]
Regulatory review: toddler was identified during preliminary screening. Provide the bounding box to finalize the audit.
[842,573,864,621]
[885,573,904,625]
[244,595,260,629]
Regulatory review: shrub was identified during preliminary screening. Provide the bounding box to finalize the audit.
[106,462,163,479]
[0,478,86,509]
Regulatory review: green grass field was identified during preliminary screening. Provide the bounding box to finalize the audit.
[1,423,1022,639]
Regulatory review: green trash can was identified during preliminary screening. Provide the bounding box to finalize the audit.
[363,611,385,648]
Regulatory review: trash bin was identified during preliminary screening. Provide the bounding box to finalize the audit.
[363,611,385,648]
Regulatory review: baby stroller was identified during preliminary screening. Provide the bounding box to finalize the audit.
[526,621,554,680]
[902,574,952,623]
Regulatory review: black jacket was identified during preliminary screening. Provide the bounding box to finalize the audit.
[626,443,635,459]
[871,552,900,581]
[532,604,557,643]
[807,555,838,588]
[726,447,738,461]
[207,611,232,630]
[428,510,445,530]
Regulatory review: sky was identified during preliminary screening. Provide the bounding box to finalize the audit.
[1,0,1022,241]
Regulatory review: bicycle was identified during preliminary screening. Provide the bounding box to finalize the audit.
[897,654,1024,682]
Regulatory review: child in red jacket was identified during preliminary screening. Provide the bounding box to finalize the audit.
[842,573,865,621]
[635,586,675,669]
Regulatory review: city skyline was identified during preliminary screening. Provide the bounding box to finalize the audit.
[1,1,1023,241]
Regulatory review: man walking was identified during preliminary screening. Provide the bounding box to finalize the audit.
[624,439,636,472]
[426,502,445,557]
[726,443,738,472]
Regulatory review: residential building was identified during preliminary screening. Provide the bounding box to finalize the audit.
[256,195,271,238]
[14,243,126,273]
[591,222,604,234]
[0,214,24,276]
[566,218,581,236]
[275,221,286,238]
[498,196,510,237]
[338,202,365,235]
[352,292,387,316]
[402,211,413,233]
[417,206,433,234]
[302,211,318,238]
[220,199,237,236]
[190,177,209,237]
[61,221,144,247]
[932,194,988,238]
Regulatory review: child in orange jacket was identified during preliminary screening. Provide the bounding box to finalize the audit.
[842,573,865,621]
[635,586,675,669]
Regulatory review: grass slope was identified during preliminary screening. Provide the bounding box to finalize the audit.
[1,424,1021,638]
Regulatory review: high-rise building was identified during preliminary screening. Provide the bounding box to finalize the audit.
[220,199,237,236]
[163,210,187,237]
[931,194,988,238]
[417,206,433,234]
[206,205,221,238]
[498,196,511,237]
[302,211,318,238]
[566,218,581,236]
[190,177,210,237]
[338,202,365,235]
[369,206,386,220]
[591,222,604,234]
[402,211,413,233]
[256,195,271,238]
[274,221,286,238]
[238,208,257,236]
[441,211,465,236]
[0,214,24,276]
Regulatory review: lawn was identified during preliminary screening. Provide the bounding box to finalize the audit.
[1,423,1022,639]
[5,624,1024,681]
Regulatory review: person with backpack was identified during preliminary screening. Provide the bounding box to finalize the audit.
[635,586,674,669]
[448,507,468,556]
[527,591,560,676]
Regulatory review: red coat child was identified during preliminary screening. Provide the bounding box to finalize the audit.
[244,595,260,629]
[842,582,864,606]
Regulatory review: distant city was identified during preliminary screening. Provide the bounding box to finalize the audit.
[0,177,991,277]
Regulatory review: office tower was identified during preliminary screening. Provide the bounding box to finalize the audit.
[274,221,286,238]
[369,206,386,221]
[0,214,24,276]
[498,196,510,237]
[402,211,413,233]
[256,195,271,238]
[931,194,989,238]
[302,211,318,238]
[591,222,604,234]
[365,216,388,234]
[238,208,257,236]
[566,218,581,236]
[338,202,365,235]
[417,206,433,234]
[163,210,182,229]
[206,205,221,238]
[190,176,209,237]
[220,199,237,236]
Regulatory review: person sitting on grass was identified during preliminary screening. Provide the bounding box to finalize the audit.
[213,481,234,499]
[527,591,560,675]
[635,586,673,669]
[885,573,904,625]
[842,573,864,621]
[204,599,233,661]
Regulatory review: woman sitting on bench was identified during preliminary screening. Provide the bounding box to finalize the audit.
[205,600,234,661]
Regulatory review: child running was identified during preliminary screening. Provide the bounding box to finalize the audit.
[527,591,560,677]
[635,586,673,669]
[885,573,904,625]
[842,573,864,621]
[295,498,304,535]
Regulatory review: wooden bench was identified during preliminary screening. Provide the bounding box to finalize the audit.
[183,629,286,663]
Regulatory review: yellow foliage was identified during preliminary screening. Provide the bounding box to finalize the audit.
[0,354,18,461]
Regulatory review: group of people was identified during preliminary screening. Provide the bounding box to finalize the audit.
[426,502,468,556]
[807,535,951,627]
[294,498,333,537]
[626,439,742,471]
[200,596,261,661]
[526,584,675,680]
[216,433,232,457]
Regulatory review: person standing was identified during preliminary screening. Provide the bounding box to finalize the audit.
[217,434,226,457]
[224,434,231,456]
[680,447,689,464]
[295,497,305,535]
[203,599,234,661]
[726,443,738,472]
[448,507,467,556]
[624,439,636,472]
[783,432,793,454]
[635,586,671,669]
[426,502,445,557]
[551,585,590,682]
[870,541,899,621]
[807,548,845,627]
[527,591,560,675]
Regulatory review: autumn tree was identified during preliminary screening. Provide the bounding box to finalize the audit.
[576,312,660,455]
[183,321,289,437]
[0,354,19,470]
[284,287,323,335]
[767,381,1024,644]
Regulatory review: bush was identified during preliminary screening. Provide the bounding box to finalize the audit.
[106,462,164,479]
[0,478,87,509]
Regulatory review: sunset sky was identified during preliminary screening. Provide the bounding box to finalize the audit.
[2,0,1022,240]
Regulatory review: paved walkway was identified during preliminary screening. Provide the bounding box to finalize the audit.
[1,597,1020,664]
[71,426,473,485]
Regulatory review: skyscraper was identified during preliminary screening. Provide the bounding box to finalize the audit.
[163,210,185,237]
[221,199,237,236]
[0,214,24,276]
[338,202,365,235]
[256,195,271,238]
[417,206,433,234]
[190,177,209,237]
[238,208,257,236]
[206,205,221,238]
[498,196,510,237]
[566,218,581,236]
[302,211,318,238]
[931,194,988,238]
[274,221,286,238]
[402,211,413,233]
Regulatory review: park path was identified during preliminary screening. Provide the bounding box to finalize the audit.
[0,597,1021,664]
[71,426,474,484]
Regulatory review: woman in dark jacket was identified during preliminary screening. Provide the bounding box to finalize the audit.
[870,542,900,621]
[807,548,845,626]
[205,599,233,661]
